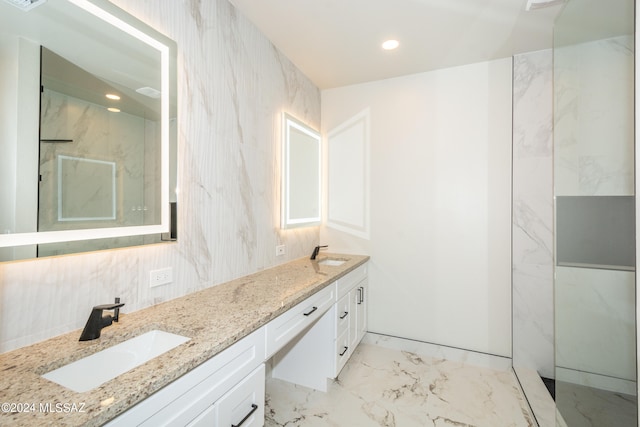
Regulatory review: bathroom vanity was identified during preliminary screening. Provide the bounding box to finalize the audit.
[0,254,368,426]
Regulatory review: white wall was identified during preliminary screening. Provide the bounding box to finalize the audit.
[0,0,320,353]
[321,58,513,357]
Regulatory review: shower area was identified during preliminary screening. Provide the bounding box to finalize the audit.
[552,0,636,425]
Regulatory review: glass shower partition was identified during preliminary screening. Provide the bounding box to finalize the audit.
[553,0,636,425]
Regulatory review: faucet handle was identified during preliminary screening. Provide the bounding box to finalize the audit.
[79,301,126,341]
[93,302,125,311]
[310,245,328,260]
[95,301,124,322]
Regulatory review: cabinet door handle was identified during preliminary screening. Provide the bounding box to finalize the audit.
[231,403,258,427]
[303,306,318,316]
[339,346,348,356]
[357,287,364,304]
[339,311,349,319]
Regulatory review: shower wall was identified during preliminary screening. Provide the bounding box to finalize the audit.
[512,49,554,379]
[554,35,635,394]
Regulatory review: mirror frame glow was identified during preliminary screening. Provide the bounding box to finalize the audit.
[281,113,321,229]
[0,0,174,249]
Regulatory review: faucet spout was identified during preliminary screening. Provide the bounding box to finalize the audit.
[79,301,125,341]
[310,245,328,260]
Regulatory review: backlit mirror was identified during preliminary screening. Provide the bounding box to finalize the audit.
[0,0,177,261]
[281,113,321,228]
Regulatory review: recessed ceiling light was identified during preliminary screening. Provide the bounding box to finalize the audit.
[107,107,120,113]
[106,93,120,100]
[382,39,399,50]
[2,0,46,11]
[136,86,161,99]
[525,0,565,11]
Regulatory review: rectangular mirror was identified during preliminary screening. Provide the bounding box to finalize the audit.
[281,113,321,228]
[0,0,177,261]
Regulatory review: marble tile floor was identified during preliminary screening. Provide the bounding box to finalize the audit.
[265,343,536,426]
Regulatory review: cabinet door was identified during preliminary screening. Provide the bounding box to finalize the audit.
[213,364,265,427]
[348,288,359,350]
[355,281,367,344]
[335,293,350,338]
[336,264,368,300]
[334,330,350,376]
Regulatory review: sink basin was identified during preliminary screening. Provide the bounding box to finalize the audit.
[318,258,347,266]
[42,330,190,392]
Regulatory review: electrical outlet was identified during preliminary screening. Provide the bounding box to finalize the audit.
[276,245,286,256]
[150,267,173,288]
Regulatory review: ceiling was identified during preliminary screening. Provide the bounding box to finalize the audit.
[229,0,566,89]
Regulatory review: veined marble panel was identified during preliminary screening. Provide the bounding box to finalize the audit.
[512,263,554,378]
[512,50,554,380]
[0,0,321,353]
[266,343,535,426]
[555,266,636,384]
[554,36,634,196]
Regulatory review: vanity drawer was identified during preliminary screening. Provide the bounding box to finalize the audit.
[108,327,265,427]
[265,284,335,359]
[187,364,265,427]
[334,330,350,377]
[212,364,265,427]
[335,293,350,338]
[336,264,367,299]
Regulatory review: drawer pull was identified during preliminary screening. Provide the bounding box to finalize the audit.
[339,346,348,356]
[339,311,349,319]
[231,403,258,427]
[303,306,318,316]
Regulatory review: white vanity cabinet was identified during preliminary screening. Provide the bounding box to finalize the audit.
[269,262,369,391]
[187,364,265,427]
[106,328,266,427]
[333,264,368,377]
[106,260,369,426]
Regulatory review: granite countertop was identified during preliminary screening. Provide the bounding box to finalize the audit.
[0,253,369,426]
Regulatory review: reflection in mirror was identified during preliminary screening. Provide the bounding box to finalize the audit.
[0,0,177,261]
[281,113,321,229]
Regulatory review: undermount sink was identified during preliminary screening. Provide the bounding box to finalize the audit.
[318,258,347,266]
[42,330,190,393]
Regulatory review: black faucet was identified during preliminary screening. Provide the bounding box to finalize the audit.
[310,245,328,260]
[79,299,125,341]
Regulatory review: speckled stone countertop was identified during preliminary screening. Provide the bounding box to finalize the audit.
[0,254,368,427]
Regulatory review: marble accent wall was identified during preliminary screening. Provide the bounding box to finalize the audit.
[0,0,320,352]
[553,35,636,394]
[555,36,634,197]
[511,49,554,379]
